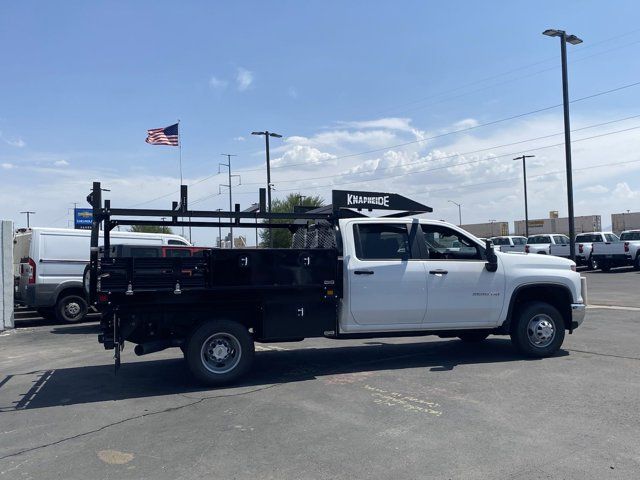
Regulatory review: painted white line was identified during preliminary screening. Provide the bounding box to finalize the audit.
[588,304,640,312]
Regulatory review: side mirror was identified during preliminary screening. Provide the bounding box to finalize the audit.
[485,240,498,272]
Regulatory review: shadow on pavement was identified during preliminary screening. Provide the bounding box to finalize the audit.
[0,338,567,412]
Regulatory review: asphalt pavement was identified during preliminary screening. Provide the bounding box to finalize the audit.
[1,272,639,479]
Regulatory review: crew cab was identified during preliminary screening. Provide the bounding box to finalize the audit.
[591,230,640,271]
[87,184,587,386]
[549,232,619,270]
[525,234,570,255]
[489,236,527,253]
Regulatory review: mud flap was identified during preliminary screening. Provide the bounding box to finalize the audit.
[113,311,123,373]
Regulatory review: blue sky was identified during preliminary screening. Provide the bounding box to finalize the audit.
[1,1,639,243]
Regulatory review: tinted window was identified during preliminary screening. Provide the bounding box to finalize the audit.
[528,236,549,244]
[355,224,410,260]
[576,234,599,243]
[512,237,527,245]
[620,231,640,241]
[421,225,482,261]
[165,248,191,257]
[167,239,188,246]
[491,237,509,246]
[605,234,620,242]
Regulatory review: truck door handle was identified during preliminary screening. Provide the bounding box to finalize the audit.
[429,269,448,275]
[354,270,374,275]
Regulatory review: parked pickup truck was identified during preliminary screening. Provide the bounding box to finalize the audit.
[549,232,619,270]
[490,236,527,253]
[591,230,640,271]
[87,184,587,386]
[525,234,570,255]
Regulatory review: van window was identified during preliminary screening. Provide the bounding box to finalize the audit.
[168,239,189,246]
[355,224,410,260]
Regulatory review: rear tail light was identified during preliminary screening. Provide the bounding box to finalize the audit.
[624,242,630,253]
[28,258,36,284]
[578,244,584,254]
[525,245,530,253]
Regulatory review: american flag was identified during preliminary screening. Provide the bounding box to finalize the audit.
[145,123,179,146]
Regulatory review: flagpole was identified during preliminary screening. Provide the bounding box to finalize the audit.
[177,120,191,242]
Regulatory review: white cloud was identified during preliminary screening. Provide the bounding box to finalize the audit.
[612,182,640,200]
[453,118,480,129]
[1,162,14,169]
[236,68,254,91]
[234,136,246,142]
[209,76,228,89]
[53,159,69,167]
[272,145,336,169]
[0,131,26,148]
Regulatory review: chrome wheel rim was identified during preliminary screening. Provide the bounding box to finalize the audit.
[65,301,81,318]
[200,333,242,374]
[527,314,556,348]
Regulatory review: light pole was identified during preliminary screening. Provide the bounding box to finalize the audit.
[448,200,462,226]
[20,211,35,228]
[219,154,240,248]
[543,28,582,261]
[513,154,535,238]
[252,130,282,247]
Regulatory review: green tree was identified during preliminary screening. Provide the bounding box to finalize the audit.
[130,225,174,234]
[259,193,324,248]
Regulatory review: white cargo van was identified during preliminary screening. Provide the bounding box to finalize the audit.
[15,228,190,322]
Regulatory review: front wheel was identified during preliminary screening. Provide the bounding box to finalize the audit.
[510,301,565,358]
[186,320,254,386]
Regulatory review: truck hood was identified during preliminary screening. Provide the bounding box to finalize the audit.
[496,251,575,270]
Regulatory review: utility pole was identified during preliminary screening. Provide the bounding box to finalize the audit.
[252,130,282,247]
[219,154,240,248]
[20,211,35,228]
[448,200,462,226]
[513,155,535,238]
[543,28,583,261]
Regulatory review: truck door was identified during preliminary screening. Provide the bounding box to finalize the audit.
[419,224,505,327]
[347,222,427,327]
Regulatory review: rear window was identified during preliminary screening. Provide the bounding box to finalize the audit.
[528,236,549,244]
[576,234,601,243]
[620,231,640,241]
[553,235,569,244]
[355,224,410,260]
[512,237,527,245]
[491,237,510,246]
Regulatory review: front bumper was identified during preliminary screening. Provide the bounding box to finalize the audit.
[571,303,586,329]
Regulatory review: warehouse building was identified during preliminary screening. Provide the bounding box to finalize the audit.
[460,221,509,238]
[514,211,601,236]
[611,211,640,234]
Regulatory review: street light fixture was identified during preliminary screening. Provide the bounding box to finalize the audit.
[252,130,283,247]
[543,28,583,261]
[513,154,535,238]
[448,200,462,226]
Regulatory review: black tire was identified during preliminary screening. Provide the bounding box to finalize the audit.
[587,255,598,271]
[634,254,640,271]
[458,331,490,343]
[510,301,565,358]
[55,294,88,323]
[186,320,254,386]
[37,308,55,320]
[600,262,611,272]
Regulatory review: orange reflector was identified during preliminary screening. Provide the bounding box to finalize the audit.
[326,289,334,296]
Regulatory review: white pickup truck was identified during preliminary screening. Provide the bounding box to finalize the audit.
[89,186,588,385]
[549,232,619,270]
[525,234,570,255]
[490,235,527,253]
[591,230,640,271]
